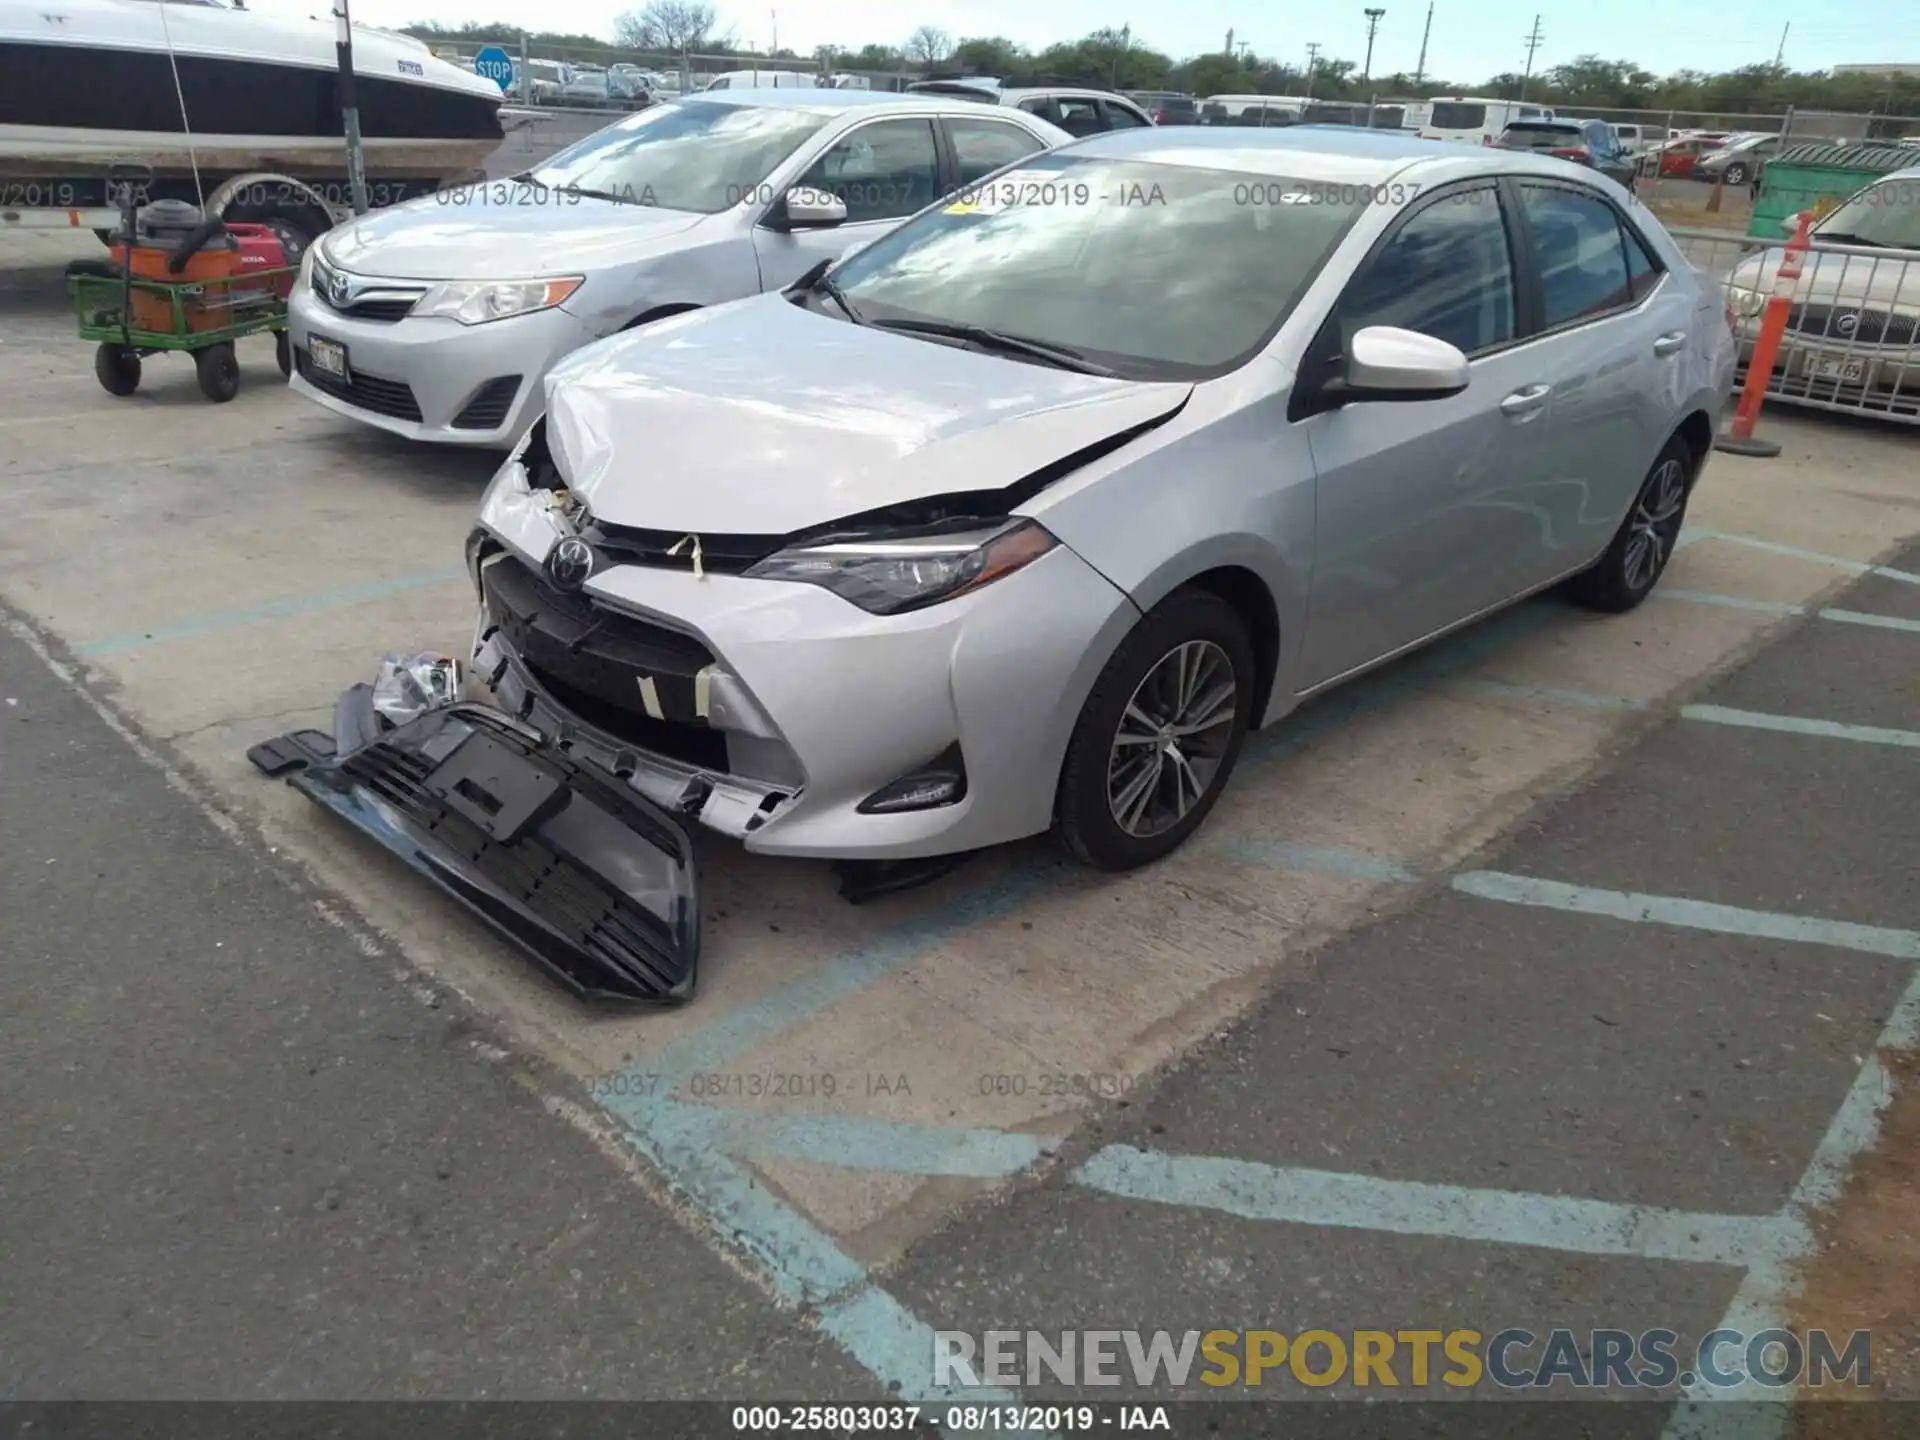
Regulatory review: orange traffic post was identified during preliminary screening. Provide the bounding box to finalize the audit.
[1714,208,1813,459]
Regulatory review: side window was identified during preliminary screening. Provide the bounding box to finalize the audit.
[1622,219,1663,301]
[947,118,1046,185]
[1522,185,1634,327]
[795,118,940,224]
[1102,101,1148,130]
[1337,187,1516,355]
[1017,97,1054,119]
[1054,97,1105,137]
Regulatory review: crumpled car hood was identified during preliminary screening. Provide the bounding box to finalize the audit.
[542,295,1193,535]
[322,192,707,281]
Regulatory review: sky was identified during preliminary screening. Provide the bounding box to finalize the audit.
[268,0,1902,83]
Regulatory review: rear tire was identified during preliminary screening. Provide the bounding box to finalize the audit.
[1722,161,1749,186]
[1565,435,1694,613]
[94,343,140,396]
[1055,589,1255,871]
[195,342,241,403]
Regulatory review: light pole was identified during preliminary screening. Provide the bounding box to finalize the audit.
[1304,40,1321,99]
[1362,7,1385,87]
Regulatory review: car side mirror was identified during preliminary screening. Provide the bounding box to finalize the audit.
[1320,326,1470,408]
[782,186,847,228]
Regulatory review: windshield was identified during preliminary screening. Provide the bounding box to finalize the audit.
[527,99,828,213]
[826,153,1371,380]
[1815,177,1920,251]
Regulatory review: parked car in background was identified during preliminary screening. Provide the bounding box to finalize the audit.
[1694,133,1780,186]
[469,127,1731,871]
[1200,94,1308,126]
[1609,122,1669,157]
[288,91,1071,446]
[511,57,567,104]
[701,69,820,90]
[1642,134,1725,178]
[608,65,656,105]
[1495,118,1636,186]
[560,64,615,107]
[1723,166,1920,422]
[1125,91,1201,125]
[1408,96,1554,144]
[905,80,1153,137]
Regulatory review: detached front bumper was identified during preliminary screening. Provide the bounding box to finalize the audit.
[288,285,595,446]
[470,457,1140,860]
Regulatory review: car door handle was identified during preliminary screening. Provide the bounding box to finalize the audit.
[1499,383,1552,416]
[1653,330,1687,356]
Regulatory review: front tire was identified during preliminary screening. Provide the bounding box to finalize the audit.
[1056,589,1255,870]
[95,343,141,395]
[1566,436,1694,613]
[194,342,241,403]
[1722,162,1749,186]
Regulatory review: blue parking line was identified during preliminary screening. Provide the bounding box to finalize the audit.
[1453,872,1920,959]
[1071,1145,1795,1267]
[1822,607,1920,635]
[664,1104,1052,1178]
[1684,529,1920,586]
[1658,588,1807,616]
[76,567,468,656]
[1682,703,1920,750]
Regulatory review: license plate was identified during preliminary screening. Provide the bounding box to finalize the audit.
[309,335,348,380]
[1808,354,1864,383]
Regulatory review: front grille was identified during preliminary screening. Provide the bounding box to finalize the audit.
[1785,304,1918,348]
[583,521,782,575]
[452,375,522,430]
[295,351,423,422]
[481,555,729,770]
[339,740,688,998]
[310,264,422,322]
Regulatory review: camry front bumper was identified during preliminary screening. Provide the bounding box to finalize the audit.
[471,460,1141,860]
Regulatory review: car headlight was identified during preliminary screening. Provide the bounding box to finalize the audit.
[1726,284,1767,318]
[742,517,1058,615]
[414,276,584,325]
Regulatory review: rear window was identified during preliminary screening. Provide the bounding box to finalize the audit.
[1501,122,1582,148]
[1428,102,1486,130]
[1158,97,1197,114]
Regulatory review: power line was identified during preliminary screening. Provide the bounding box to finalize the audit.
[1518,13,1543,101]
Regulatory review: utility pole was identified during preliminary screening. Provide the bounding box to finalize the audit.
[1304,40,1321,99]
[771,8,777,53]
[1225,27,1234,58]
[331,0,369,214]
[1362,7,1385,86]
[1518,13,1543,102]
[1413,0,1432,86]
[1773,22,1788,70]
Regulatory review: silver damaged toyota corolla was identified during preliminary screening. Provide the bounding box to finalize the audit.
[468,127,1736,871]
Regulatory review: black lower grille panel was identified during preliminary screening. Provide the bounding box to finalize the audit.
[452,375,522,430]
[482,555,729,769]
[295,351,423,421]
[312,712,696,1000]
[1785,305,1917,348]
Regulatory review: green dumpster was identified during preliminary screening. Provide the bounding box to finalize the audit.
[1749,143,1915,239]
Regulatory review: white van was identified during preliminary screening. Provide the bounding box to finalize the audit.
[1407,96,1554,144]
[699,69,820,91]
[1609,122,1670,157]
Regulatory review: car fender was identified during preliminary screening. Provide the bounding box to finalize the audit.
[561,232,762,336]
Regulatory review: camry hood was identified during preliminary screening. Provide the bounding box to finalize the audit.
[542,296,1192,535]
[321,192,707,281]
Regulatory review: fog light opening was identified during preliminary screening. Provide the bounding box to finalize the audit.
[857,743,968,815]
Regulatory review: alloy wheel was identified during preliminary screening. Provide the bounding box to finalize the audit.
[1106,639,1239,838]
[1622,457,1687,592]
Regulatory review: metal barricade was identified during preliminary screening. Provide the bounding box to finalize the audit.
[1671,224,1920,426]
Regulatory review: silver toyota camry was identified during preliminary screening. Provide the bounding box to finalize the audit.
[286,91,1068,445]
[467,127,1736,871]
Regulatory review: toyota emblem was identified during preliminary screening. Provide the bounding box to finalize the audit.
[1835,311,1859,336]
[329,270,351,306]
[546,536,595,591]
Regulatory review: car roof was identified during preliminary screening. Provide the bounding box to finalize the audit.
[684,88,996,115]
[1058,124,1616,185]
[995,86,1141,103]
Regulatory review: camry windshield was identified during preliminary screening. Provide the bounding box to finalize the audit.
[825,154,1372,379]
[1815,178,1920,251]
[526,100,828,213]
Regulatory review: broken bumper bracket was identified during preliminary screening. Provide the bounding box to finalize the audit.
[250,704,701,1003]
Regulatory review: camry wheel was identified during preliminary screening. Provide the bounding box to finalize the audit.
[1056,589,1255,870]
[1566,436,1694,613]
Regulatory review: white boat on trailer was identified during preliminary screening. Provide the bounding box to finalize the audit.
[0,0,506,250]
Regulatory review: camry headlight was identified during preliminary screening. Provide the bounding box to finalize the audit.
[297,242,318,287]
[1726,284,1767,318]
[414,276,584,325]
[743,517,1057,615]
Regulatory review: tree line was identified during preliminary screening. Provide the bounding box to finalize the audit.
[403,7,1920,119]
